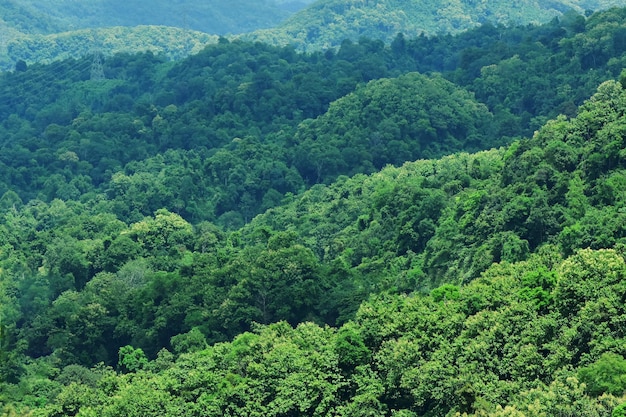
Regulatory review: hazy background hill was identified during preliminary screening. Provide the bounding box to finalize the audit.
[245,0,623,50]
[0,0,316,35]
[1,0,622,70]
[1,26,219,70]
[0,0,315,71]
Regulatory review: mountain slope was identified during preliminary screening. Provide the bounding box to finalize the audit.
[1,8,625,224]
[0,10,626,415]
[247,78,626,287]
[6,78,626,417]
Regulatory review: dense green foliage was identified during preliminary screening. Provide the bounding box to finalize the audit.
[3,9,626,224]
[0,0,620,73]
[6,249,626,416]
[245,82,626,292]
[2,6,626,417]
[2,76,626,416]
[291,72,495,182]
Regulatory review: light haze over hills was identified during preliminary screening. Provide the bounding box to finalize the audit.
[245,0,625,50]
[0,0,622,69]
[0,0,316,35]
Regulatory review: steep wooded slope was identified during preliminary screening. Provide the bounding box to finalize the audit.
[0,10,626,415]
[248,79,626,288]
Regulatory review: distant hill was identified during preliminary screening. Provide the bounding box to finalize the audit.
[0,0,316,36]
[2,0,620,71]
[0,0,316,71]
[245,0,622,51]
[0,26,218,71]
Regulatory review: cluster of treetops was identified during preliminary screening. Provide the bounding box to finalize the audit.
[1,7,626,417]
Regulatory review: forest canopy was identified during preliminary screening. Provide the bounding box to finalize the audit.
[1,6,626,417]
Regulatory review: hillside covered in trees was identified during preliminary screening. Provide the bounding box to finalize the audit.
[1,6,626,417]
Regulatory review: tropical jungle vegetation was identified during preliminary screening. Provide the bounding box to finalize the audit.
[1,4,626,417]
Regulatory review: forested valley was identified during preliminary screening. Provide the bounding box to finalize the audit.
[1,7,626,417]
